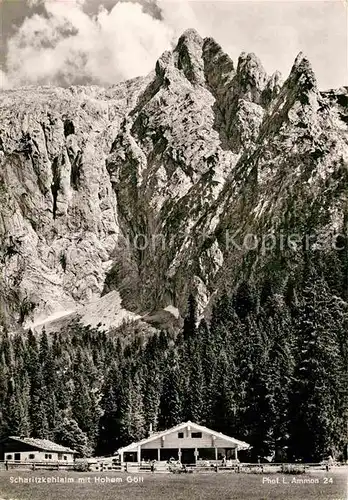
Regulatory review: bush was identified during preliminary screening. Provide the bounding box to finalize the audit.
[74,461,90,472]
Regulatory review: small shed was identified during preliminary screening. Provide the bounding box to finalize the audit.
[0,436,77,463]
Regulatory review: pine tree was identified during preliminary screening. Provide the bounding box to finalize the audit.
[143,353,162,432]
[260,303,294,461]
[159,349,183,428]
[186,344,205,423]
[54,418,92,457]
[97,364,123,455]
[207,350,237,435]
[183,294,197,340]
[288,276,345,461]
[5,384,31,436]
[29,366,50,439]
[39,328,49,365]
[233,281,256,321]
[129,373,147,441]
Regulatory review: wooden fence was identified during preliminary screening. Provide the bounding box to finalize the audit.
[0,461,76,471]
[0,461,337,473]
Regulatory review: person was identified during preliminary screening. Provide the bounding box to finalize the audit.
[222,455,227,467]
[326,455,334,471]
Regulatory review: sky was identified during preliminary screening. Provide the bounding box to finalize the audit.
[0,0,347,90]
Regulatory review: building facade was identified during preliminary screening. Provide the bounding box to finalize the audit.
[117,421,250,464]
[0,436,77,463]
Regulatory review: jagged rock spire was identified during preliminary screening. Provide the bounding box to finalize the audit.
[289,52,317,92]
[174,28,205,85]
[235,52,268,99]
[202,37,235,91]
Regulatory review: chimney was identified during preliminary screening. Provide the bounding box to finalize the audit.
[149,423,153,436]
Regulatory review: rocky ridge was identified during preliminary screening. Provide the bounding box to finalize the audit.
[0,29,347,330]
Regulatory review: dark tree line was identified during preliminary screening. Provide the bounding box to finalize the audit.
[0,266,347,462]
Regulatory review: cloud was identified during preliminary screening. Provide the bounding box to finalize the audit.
[1,0,344,90]
[1,0,202,88]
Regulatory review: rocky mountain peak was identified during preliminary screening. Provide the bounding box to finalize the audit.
[261,70,283,106]
[202,37,235,93]
[292,52,316,79]
[174,28,205,85]
[286,51,318,100]
[0,29,346,331]
[176,27,204,48]
[262,51,320,130]
[235,52,268,104]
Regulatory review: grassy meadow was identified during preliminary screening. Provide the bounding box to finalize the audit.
[0,469,347,500]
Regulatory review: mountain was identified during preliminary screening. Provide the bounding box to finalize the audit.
[0,28,347,330]
[0,29,347,464]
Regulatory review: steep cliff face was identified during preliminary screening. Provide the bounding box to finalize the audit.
[105,29,347,316]
[0,29,347,328]
[0,79,149,325]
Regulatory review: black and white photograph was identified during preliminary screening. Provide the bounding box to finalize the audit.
[0,0,347,498]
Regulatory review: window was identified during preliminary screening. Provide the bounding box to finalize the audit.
[178,432,184,438]
[191,432,202,438]
[29,454,35,460]
[64,456,68,461]
[14,453,20,461]
[6,455,12,460]
[45,454,52,460]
